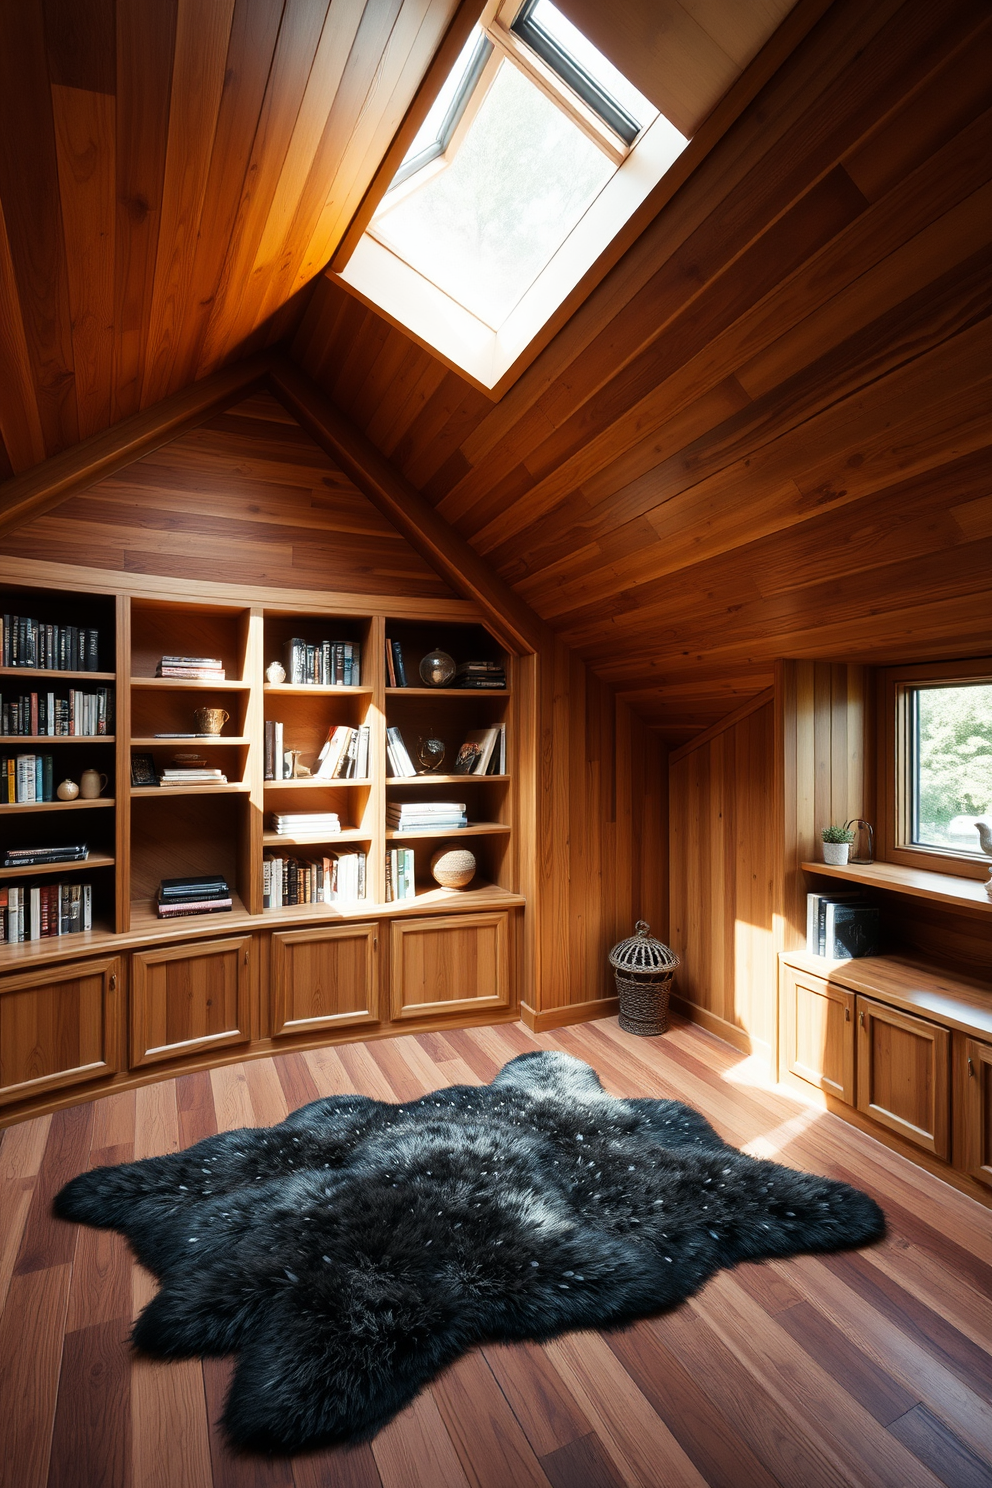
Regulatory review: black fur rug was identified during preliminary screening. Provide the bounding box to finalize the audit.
[55,1050,884,1452]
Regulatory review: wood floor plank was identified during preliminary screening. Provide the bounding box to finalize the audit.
[134,1078,180,1161]
[176,1069,219,1148]
[0,1180,32,1313]
[774,1298,920,1425]
[482,1341,593,1459]
[539,1431,628,1488]
[210,1062,256,1134]
[47,1321,131,1488]
[0,1264,71,1488]
[15,1104,94,1276]
[65,1142,133,1330]
[372,1389,471,1488]
[0,1113,52,1183]
[889,1404,992,1488]
[292,1440,383,1488]
[273,1049,322,1113]
[430,1349,555,1488]
[241,1055,291,1128]
[130,1350,213,1488]
[202,1356,294,1488]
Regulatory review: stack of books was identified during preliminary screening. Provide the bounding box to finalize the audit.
[268,811,341,836]
[0,881,93,942]
[159,758,228,787]
[1,614,100,671]
[386,846,415,900]
[386,801,467,832]
[806,891,880,959]
[384,639,409,687]
[157,874,232,919]
[156,655,226,680]
[314,724,370,780]
[1,687,113,736]
[3,842,88,868]
[455,661,506,689]
[1,753,55,803]
[385,726,417,778]
[263,849,365,906]
[453,725,506,775]
[283,638,361,686]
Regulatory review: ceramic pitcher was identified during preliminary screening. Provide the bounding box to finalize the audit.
[79,769,108,799]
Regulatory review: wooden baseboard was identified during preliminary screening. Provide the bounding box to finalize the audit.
[520,996,619,1032]
[670,994,774,1068]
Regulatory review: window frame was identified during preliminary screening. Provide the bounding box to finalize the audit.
[880,657,992,882]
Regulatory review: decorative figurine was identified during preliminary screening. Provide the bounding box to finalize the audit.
[266,661,287,685]
[430,846,476,889]
[977,821,992,900]
[419,648,456,687]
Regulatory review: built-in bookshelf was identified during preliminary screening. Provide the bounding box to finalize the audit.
[0,580,520,960]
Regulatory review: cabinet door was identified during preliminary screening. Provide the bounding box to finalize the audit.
[783,965,855,1103]
[131,935,252,1067]
[270,923,379,1036]
[0,956,122,1105]
[390,912,510,1021]
[962,1038,992,1189]
[856,995,949,1157]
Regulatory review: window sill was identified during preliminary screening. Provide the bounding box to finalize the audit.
[801,860,992,916]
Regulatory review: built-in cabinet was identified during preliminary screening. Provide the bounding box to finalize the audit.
[130,935,253,1068]
[781,952,990,1195]
[270,923,379,1036]
[0,955,121,1106]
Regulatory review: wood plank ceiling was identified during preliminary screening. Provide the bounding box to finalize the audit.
[0,0,459,476]
[293,0,992,742]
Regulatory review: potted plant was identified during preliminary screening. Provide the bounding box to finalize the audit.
[821,824,856,865]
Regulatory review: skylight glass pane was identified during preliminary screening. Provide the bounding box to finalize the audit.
[398,27,486,173]
[373,61,614,329]
[526,0,658,133]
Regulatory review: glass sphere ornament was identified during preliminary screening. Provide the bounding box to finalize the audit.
[416,735,446,772]
[419,648,456,687]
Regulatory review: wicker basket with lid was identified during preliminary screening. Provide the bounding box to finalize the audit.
[609,921,680,1036]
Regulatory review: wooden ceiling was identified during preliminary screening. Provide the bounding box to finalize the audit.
[0,0,460,475]
[293,0,992,741]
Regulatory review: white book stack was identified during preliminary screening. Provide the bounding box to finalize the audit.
[159,768,227,786]
[386,801,468,831]
[268,812,341,836]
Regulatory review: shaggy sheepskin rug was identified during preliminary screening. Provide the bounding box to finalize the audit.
[55,1050,884,1452]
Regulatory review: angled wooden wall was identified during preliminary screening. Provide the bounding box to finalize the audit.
[293,0,992,743]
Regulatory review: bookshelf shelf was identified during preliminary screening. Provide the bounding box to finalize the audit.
[386,774,510,785]
[0,853,115,879]
[129,892,249,936]
[0,798,115,813]
[385,822,511,840]
[263,684,372,696]
[0,667,116,682]
[1,735,115,744]
[801,860,992,914]
[264,777,371,789]
[131,783,250,797]
[262,829,368,847]
[386,687,509,699]
[130,736,249,746]
[130,677,250,691]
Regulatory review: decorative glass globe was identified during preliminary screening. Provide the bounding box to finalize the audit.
[419,648,456,687]
[416,735,446,772]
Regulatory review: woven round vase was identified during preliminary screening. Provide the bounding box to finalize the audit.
[430,846,476,889]
[608,921,680,1036]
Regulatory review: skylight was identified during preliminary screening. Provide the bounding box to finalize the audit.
[511,0,658,144]
[373,58,614,327]
[392,29,494,189]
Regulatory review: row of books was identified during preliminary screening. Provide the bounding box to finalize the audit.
[1,754,56,803]
[264,722,370,780]
[0,882,93,941]
[386,846,415,900]
[1,688,113,737]
[156,655,226,680]
[806,892,880,960]
[1,615,101,672]
[387,724,505,778]
[387,801,467,831]
[264,850,366,906]
[268,811,341,836]
[384,639,409,687]
[3,842,89,868]
[283,639,361,687]
[157,874,231,919]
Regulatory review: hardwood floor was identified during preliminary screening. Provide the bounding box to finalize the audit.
[2,1015,991,1488]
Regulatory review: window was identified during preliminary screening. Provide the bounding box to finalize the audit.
[883,661,992,878]
[336,0,688,390]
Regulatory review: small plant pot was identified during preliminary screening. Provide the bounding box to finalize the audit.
[822,841,851,866]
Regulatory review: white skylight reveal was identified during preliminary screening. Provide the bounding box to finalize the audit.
[373,58,615,327]
[339,0,691,389]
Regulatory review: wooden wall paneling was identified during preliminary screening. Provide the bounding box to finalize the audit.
[112,0,179,423]
[669,696,776,1064]
[0,196,46,474]
[139,0,238,408]
[48,84,115,442]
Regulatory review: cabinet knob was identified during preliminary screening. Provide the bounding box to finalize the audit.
[969,1057,976,1077]
[244,947,250,965]
[373,935,378,950]
[859,1011,864,1028]
[844,1007,850,1022]
[109,973,117,991]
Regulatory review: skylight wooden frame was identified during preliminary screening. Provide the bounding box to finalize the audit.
[328,0,834,398]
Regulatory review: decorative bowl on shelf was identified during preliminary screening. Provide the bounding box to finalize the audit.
[430,846,476,889]
[419,648,456,687]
